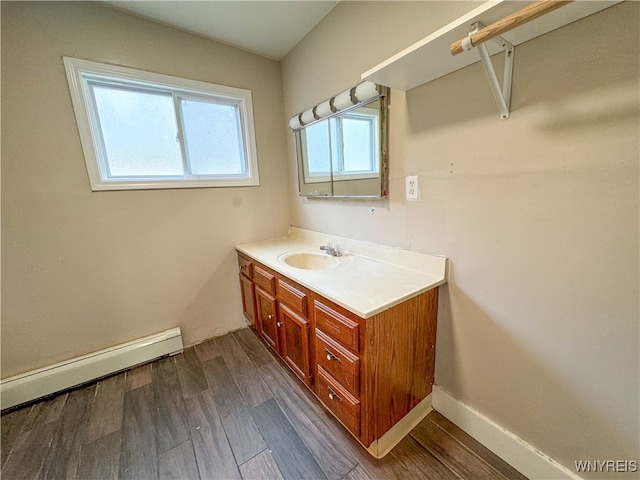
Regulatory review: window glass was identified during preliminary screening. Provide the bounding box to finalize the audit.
[180,98,245,176]
[91,84,183,177]
[341,116,375,173]
[63,57,260,190]
[305,120,331,176]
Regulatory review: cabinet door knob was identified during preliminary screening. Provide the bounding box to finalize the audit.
[325,348,341,363]
[268,314,274,320]
[327,386,342,402]
[277,321,282,327]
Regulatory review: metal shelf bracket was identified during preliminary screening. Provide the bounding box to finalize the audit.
[465,22,514,120]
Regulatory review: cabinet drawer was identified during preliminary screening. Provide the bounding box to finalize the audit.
[238,255,253,279]
[254,265,276,295]
[317,367,361,436]
[315,329,359,397]
[314,301,360,353]
[278,278,307,316]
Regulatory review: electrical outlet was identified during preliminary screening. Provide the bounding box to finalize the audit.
[405,176,419,200]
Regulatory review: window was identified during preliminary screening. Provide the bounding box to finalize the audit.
[333,112,379,175]
[299,108,380,184]
[63,57,259,191]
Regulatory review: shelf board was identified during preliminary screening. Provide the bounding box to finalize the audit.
[361,0,622,91]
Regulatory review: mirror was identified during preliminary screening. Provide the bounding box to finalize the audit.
[294,88,389,198]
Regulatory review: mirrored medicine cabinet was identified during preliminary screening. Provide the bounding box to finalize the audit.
[290,83,389,198]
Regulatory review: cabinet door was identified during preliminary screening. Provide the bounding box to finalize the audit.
[239,274,256,328]
[255,286,279,351]
[279,303,312,386]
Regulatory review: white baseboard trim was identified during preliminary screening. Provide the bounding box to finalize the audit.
[432,385,582,480]
[1,327,183,410]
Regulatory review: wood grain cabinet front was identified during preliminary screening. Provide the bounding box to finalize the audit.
[315,329,360,398]
[312,298,363,438]
[254,265,276,295]
[317,366,361,436]
[278,303,312,385]
[276,277,312,385]
[277,278,307,316]
[238,254,256,328]
[236,252,439,457]
[238,254,253,279]
[238,256,313,388]
[314,301,360,353]
[255,286,278,351]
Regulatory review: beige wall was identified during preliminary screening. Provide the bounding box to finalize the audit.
[3,0,639,475]
[1,2,290,377]
[282,1,639,477]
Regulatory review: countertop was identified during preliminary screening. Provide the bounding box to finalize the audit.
[236,228,447,318]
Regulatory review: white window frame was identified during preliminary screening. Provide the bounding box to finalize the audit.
[63,57,260,191]
[300,111,380,184]
[332,111,379,180]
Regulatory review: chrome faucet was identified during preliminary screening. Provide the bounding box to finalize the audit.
[320,243,342,257]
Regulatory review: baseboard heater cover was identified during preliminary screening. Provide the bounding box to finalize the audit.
[0,327,183,410]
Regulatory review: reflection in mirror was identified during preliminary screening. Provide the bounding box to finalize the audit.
[291,83,388,198]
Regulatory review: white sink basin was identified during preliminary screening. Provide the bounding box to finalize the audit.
[279,252,340,270]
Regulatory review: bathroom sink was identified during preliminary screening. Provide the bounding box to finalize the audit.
[278,252,340,270]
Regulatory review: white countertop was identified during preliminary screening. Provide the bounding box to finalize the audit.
[236,228,447,319]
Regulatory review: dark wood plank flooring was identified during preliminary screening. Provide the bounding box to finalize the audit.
[1,328,527,480]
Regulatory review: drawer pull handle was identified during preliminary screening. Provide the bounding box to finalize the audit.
[327,386,342,402]
[325,349,341,363]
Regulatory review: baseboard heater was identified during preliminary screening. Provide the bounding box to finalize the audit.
[0,327,183,411]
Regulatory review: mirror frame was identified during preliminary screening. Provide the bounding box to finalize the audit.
[294,86,389,199]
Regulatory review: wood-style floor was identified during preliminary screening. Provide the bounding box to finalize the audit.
[1,328,527,480]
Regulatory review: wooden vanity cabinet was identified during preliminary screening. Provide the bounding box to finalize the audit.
[236,252,439,456]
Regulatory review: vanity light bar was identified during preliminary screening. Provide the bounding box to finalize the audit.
[288,81,380,131]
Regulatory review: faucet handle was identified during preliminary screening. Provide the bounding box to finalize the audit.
[319,242,342,256]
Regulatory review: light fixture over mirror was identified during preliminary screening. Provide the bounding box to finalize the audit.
[289,81,389,198]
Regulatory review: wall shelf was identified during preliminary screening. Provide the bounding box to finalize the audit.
[361,0,622,92]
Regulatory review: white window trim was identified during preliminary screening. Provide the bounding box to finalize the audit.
[63,57,260,191]
[333,111,379,177]
[300,112,380,184]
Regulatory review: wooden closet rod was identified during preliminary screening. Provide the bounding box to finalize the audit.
[450,0,573,56]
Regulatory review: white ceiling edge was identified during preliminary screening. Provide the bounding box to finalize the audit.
[102,1,339,60]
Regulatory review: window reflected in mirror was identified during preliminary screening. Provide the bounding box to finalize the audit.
[301,101,379,182]
[294,91,388,198]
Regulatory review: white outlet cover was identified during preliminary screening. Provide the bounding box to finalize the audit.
[405,175,419,200]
